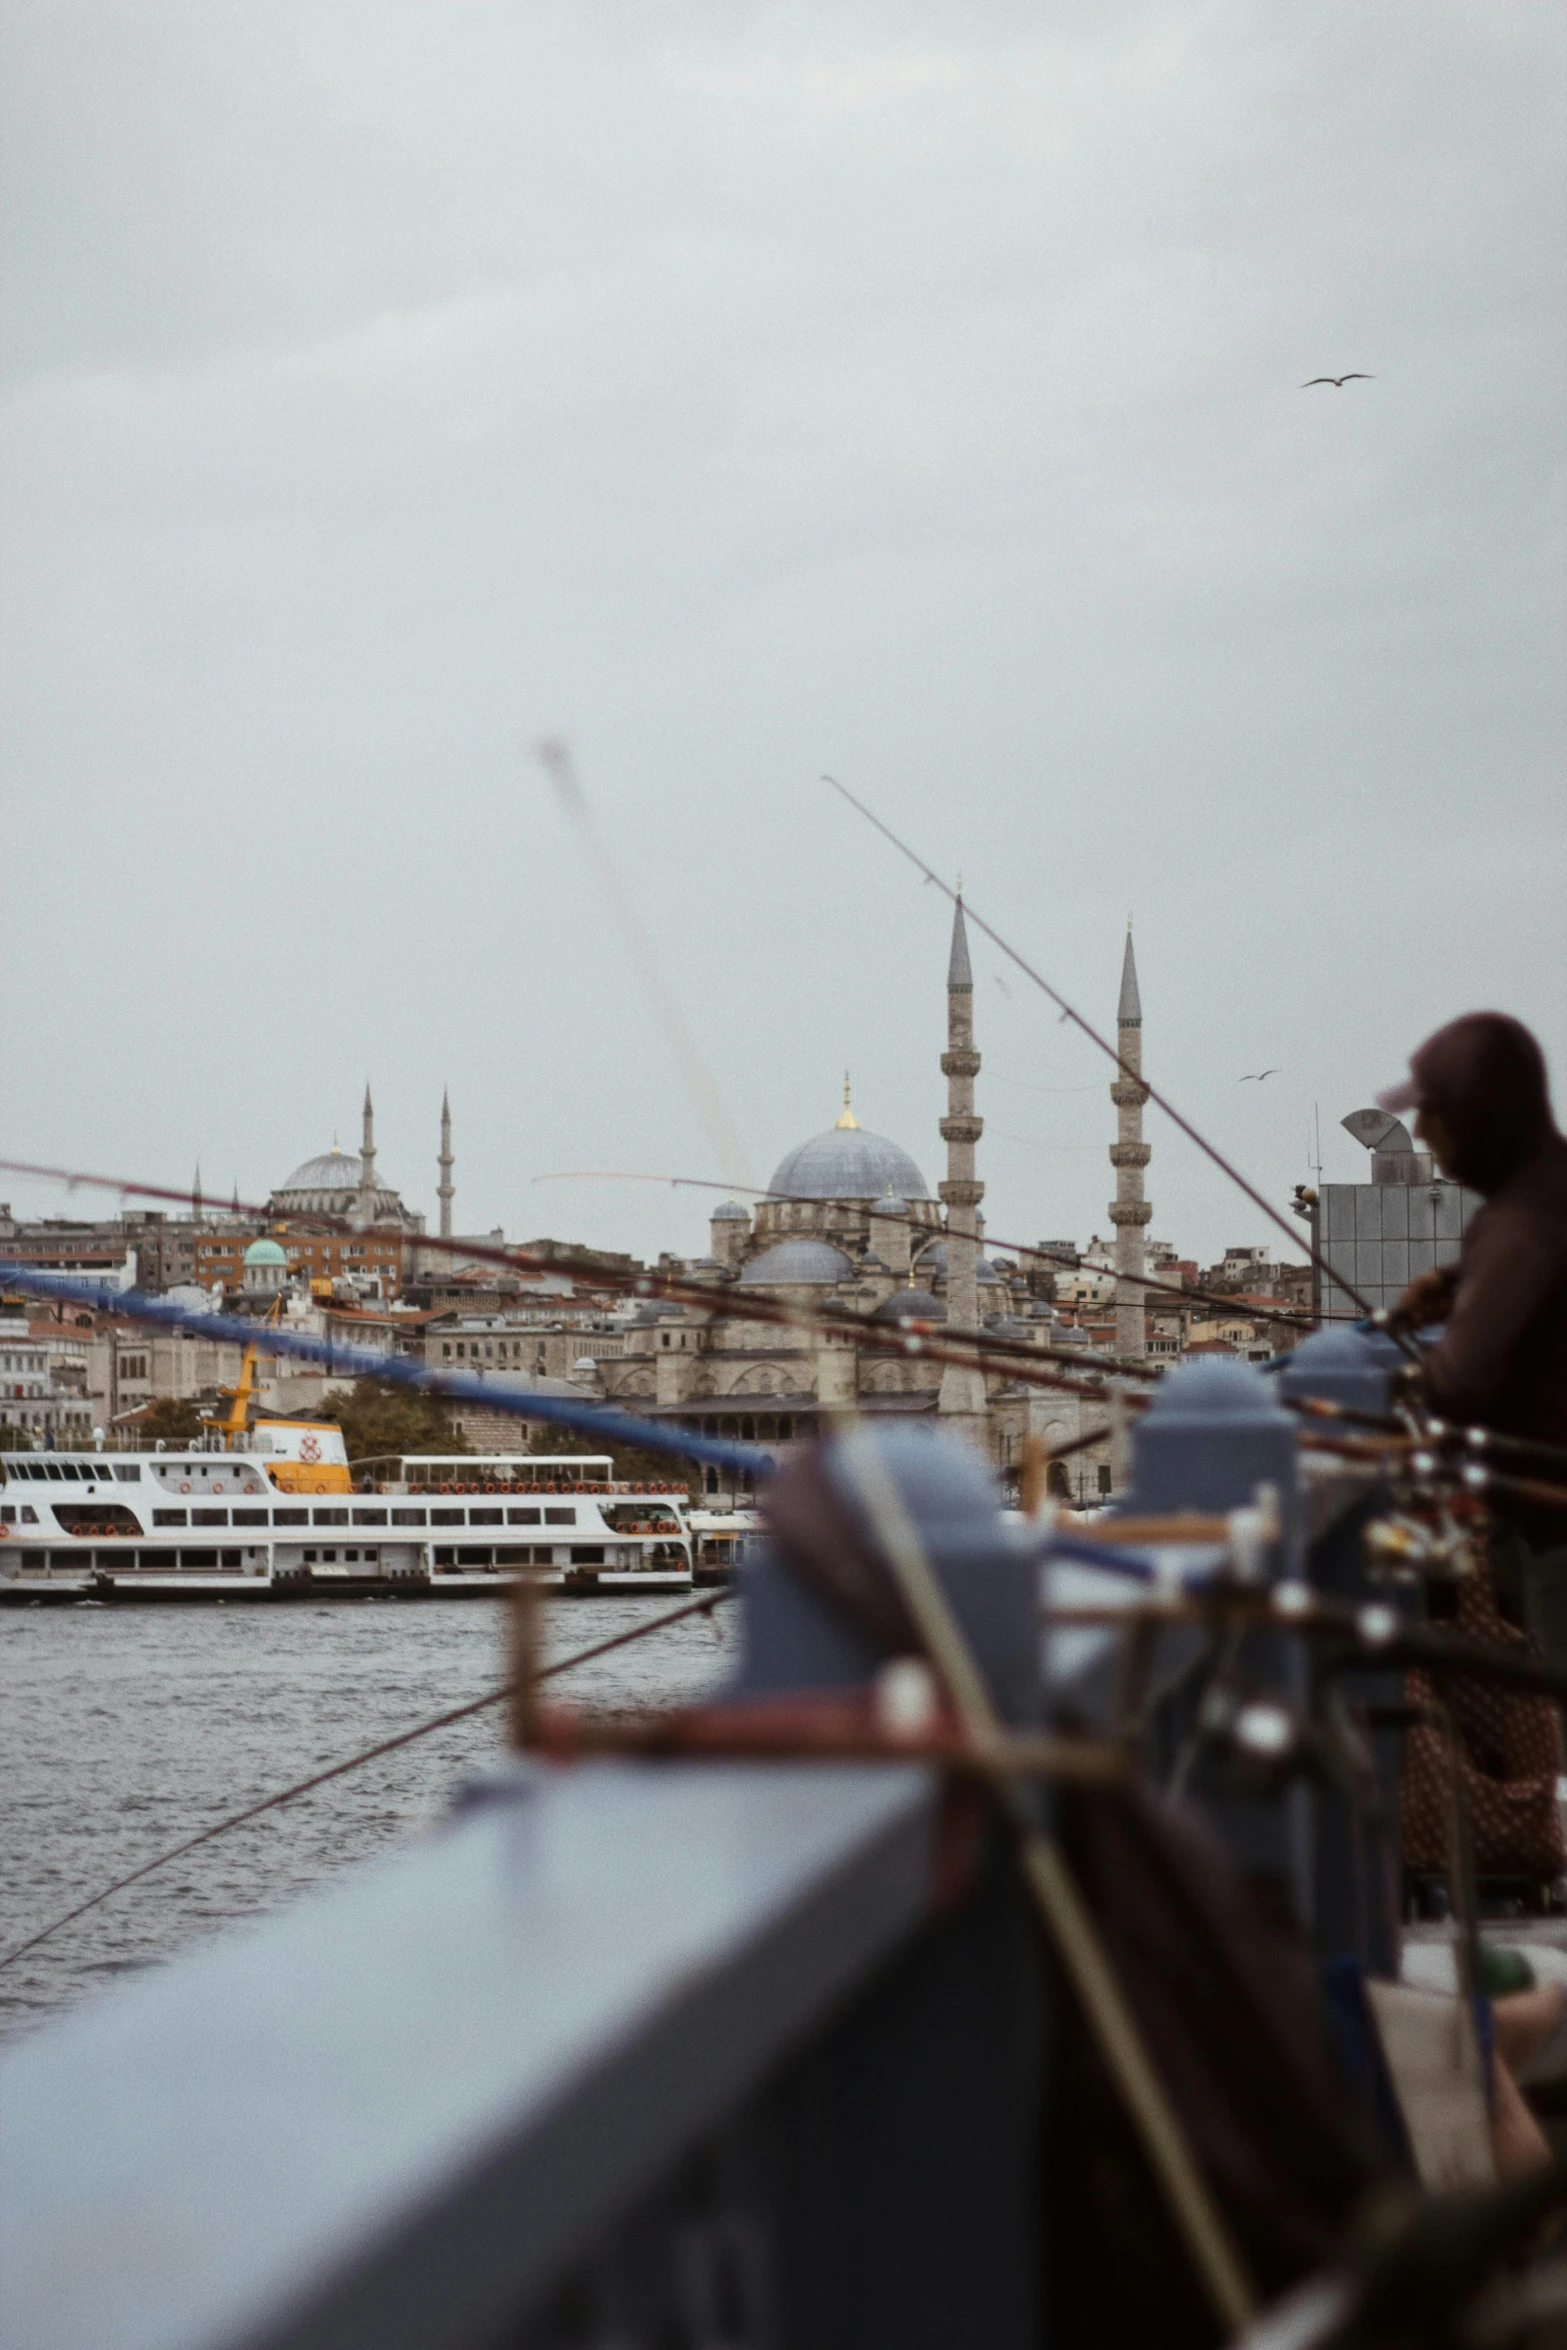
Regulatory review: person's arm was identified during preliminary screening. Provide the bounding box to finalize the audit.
[1386,1263,1460,1335]
[1420,1215,1555,1422]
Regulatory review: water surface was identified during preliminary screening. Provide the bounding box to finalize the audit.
[1,1593,730,2038]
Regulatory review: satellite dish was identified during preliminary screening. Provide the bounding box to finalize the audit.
[1341,1108,1413,1154]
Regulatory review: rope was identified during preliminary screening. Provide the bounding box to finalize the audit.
[834,1429,1258,2333]
[0,1589,731,1977]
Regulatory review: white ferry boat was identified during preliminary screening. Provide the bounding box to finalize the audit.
[0,1427,694,1602]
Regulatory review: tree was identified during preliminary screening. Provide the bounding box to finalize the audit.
[136,1397,209,1443]
[312,1378,472,1473]
[525,1419,695,1493]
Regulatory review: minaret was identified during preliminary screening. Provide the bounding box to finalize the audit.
[191,1163,203,1224]
[1108,928,1151,1361]
[355,1085,377,1230]
[437,1089,455,1240]
[937,893,988,1441]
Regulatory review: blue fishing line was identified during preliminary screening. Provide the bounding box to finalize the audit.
[0,1266,769,1476]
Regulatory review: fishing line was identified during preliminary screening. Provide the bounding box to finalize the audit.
[539,741,755,1192]
[0,1590,732,1977]
[531,1167,1315,1335]
[0,1178,1154,1405]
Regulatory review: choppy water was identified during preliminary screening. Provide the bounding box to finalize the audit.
[0,1594,731,2040]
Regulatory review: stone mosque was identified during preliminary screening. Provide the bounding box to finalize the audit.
[594,903,1151,1498]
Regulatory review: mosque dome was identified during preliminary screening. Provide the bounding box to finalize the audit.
[870,1190,908,1218]
[278,1148,360,1194]
[243,1238,288,1268]
[768,1128,929,1203]
[915,1241,1003,1287]
[711,1199,750,1221]
[870,1287,946,1324]
[737,1239,855,1287]
[270,1140,412,1225]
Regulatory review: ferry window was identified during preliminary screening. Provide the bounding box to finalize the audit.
[114,1464,140,1480]
[0,1508,12,1524]
[193,1509,228,1527]
[545,1507,575,1525]
[431,1508,462,1526]
[508,1507,541,1525]
[352,1508,387,1526]
[345,1549,359,1563]
[153,1510,187,1527]
[232,1509,266,1527]
[469,1507,502,1526]
[304,1549,317,1562]
[391,1508,426,1526]
[273,1508,307,1526]
[313,1508,348,1526]
[221,1550,240,1567]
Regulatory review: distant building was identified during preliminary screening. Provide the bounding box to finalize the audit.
[1308,1109,1479,1321]
[0,1314,93,1443]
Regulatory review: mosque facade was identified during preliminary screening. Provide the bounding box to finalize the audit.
[595,903,1150,1503]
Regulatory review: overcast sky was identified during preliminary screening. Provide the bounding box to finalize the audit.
[2,2,1562,1272]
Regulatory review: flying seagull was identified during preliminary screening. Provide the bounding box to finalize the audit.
[1301,374,1374,388]
[1240,1069,1279,1082]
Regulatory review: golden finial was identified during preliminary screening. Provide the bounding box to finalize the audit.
[835,1072,859,1130]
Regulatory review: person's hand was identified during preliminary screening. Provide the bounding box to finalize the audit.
[1386,1265,1460,1335]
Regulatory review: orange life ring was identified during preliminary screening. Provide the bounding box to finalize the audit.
[485,1483,497,1494]
[440,1483,452,1494]
[315,1483,326,1495]
[0,1525,9,1539]
[180,1481,191,1493]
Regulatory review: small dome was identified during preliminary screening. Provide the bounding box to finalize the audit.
[768,1126,929,1203]
[737,1239,855,1287]
[244,1238,288,1267]
[871,1288,946,1324]
[870,1190,908,1218]
[711,1199,750,1221]
[915,1242,1003,1286]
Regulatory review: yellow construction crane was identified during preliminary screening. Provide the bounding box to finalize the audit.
[213,1297,283,1449]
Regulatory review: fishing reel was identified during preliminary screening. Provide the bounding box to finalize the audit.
[1361,1507,1480,1587]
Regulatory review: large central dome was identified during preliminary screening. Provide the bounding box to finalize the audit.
[279,1148,362,1194]
[767,1125,929,1203]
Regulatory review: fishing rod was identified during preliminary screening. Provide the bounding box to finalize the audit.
[1293,1392,1567,1478]
[533,1166,1317,1336]
[823,775,1394,1335]
[0,1589,733,1977]
[0,1161,1152,1404]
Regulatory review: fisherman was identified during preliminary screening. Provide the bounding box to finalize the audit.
[1381,1012,1567,1663]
